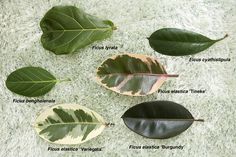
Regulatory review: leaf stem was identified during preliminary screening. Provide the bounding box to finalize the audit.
[58,78,71,83]
[194,119,204,122]
[164,74,179,77]
[112,26,117,30]
[105,122,115,127]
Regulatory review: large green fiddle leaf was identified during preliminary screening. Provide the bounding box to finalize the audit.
[122,101,204,139]
[5,67,66,97]
[148,28,227,56]
[40,6,116,55]
[96,54,178,96]
[35,104,106,144]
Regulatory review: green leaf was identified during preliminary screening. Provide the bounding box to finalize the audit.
[6,67,66,97]
[34,104,106,144]
[96,54,178,96]
[40,6,116,55]
[122,101,204,139]
[148,28,227,56]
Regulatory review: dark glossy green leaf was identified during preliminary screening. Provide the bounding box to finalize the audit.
[96,54,178,96]
[148,28,227,56]
[122,101,203,139]
[6,67,62,97]
[34,104,106,144]
[40,6,116,55]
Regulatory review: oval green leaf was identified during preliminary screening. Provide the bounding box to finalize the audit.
[122,101,204,139]
[148,28,227,56]
[96,54,178,96]
[34,104,106,144]
[6,67,60,97]
[40,6,116,55]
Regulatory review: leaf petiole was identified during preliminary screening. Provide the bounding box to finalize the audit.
[105,122,115,127]
[163,74,179,77]
[112,26,117,30]
[58,78,71,83]
[194,119,204,122]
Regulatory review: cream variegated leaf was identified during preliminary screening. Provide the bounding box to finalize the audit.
[96,53,178,96]
[34,104,106,144]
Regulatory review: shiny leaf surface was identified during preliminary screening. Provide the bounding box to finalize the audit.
[122,101,203,139]
[40,6,116,55]
[148,28,227,56]
[35,104,106,144]
[96,54,178,96]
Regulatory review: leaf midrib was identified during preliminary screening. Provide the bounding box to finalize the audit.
[99,73,168,76]
[8,80,58,83]
[150,38,216,44]
[38,122,105,128]
[123,117,194,121]
[45,28,112,33]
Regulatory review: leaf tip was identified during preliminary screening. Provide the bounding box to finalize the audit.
[217,34,228,42]
[224,34,229,39]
